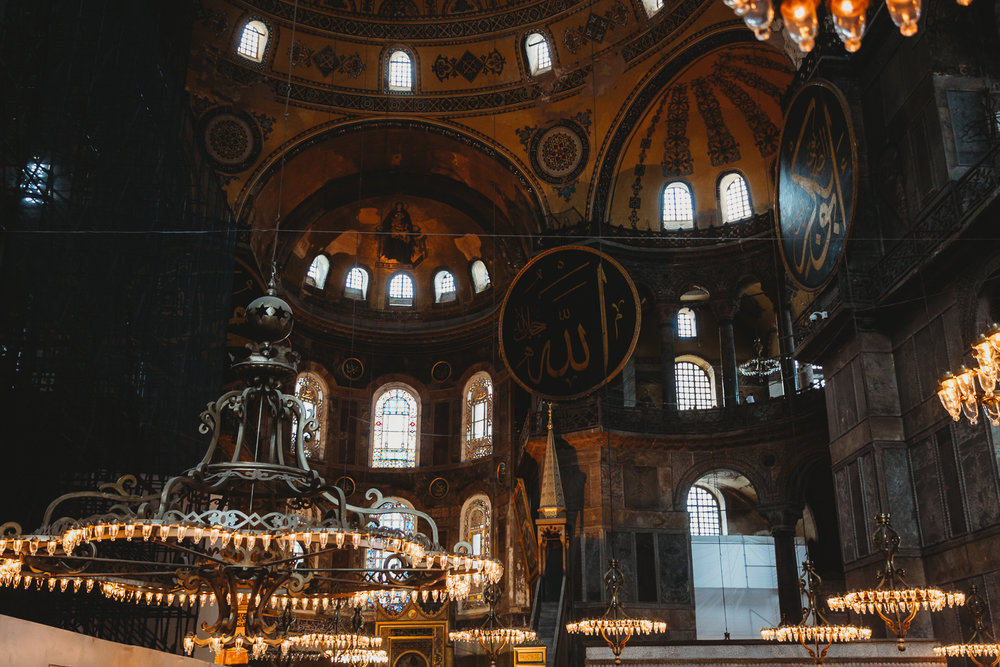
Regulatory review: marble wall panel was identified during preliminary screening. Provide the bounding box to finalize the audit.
[833,466,858,562]
[584,530,603,602]
[956,430,1000,530]
[883,446,920,546]
[610,531,636,603]
[656,532,692,604]
[910,435,947,546]
[624,465,661,509]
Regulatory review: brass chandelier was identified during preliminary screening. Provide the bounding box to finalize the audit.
[723,0,973,53]
[938,323,1000,427]
[566,558,667,665]
[934,586,1000,666]
[0,284,501,664]
[761,560,871,665]
[449,581,537,666]
[826,514,963,651]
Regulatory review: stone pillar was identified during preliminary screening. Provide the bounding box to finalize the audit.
[657,301,677,410]
[718,316,739,407]
[777,300,797,398]
[763,505,804,624]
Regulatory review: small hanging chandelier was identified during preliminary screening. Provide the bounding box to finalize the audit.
[938,324,1000,427]
[449,581,537,666]
[723,0,973,53]
[761,560,871,664]
[826,514,963,651]
[566,559,667,665]
[738,338,781,379]
[934,586,1000,666]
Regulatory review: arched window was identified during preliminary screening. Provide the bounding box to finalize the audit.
[677,307,697,338]
[365,498,416,571]
[372,385,419,468]
[470,260,491,293]
[719,172,752,222]
[305,255,329,289]
[461,495,491,557]
[675,359,716,410]
[524,33,553,75]
[641,0,664,15]
[236,20,269,62]
[386,49,413,92]
[291,372,326,459]
[388,273,414,306]
[434,270,457,304]
[345,266,369,300]
[462,372,493,460]
[687,486,722,536]
[662,182,694,230]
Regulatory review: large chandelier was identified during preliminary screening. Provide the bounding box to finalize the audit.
[449,581,537,666]
[761,560,871,665]
[827,514,963,651]
[938,324,1000,427]
[566,558,666,665]
[934,586,1000,666]
[0,283,501,664]
[723,0,973,53]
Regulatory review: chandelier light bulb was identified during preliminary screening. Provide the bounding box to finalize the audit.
[885,0,922,35]
[781,0,820,52]
[833,11,867,51]
[742,0,775,39]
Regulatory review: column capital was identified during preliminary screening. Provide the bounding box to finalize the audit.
[710,299,739,321]
[760,504,803,533]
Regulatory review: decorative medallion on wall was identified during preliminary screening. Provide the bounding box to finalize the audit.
[334,475,356,498]
[312,45,365,78]
[431,49,504,82]
[198,108,262,174]
[524,119,590,202]
[776,80,857,291]
[499,245,640,401]
[563,1,629,54]
[496,461,507,485]
[341,356,365,381]
[430,361,452,383]
[428,477,449,499]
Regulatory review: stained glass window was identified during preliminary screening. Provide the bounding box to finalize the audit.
[676,360,715,410]
[388,273,414,306]
[237,20,268,62]
[292,373,324,458]
[366,498,416,614]
[434,270,457,303]
[470,260,491,293]
[372,386,418,468]
[305,255,329,289]
[463,373,493,460]
[461,496,491,606]
[662,182,694,230]
[677,307,697,338]
[720,172,752,222]
[345,266,368,299]
[687,486,722,536]
[387,50,413,91]
[525,33,552,75]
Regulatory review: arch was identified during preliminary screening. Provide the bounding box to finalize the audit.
[236,19,269,63]
[434,269,457,304]
[292,371,328,459]
[675,355,717,409]
[461,371,493,460]
[641,0,664,15]
[470,259,491,293]
[345,266,370,300]
[719,171,753,222]
[662,181,694,230]
[385,47,415,92]
[677,307,697,338]
[371,383,420,467]
[460,494,491,557]
[687,485,725,536]
[524,32,554,75]
[305,254,330,289]
[673,460,769,511]
[388,272,415,306]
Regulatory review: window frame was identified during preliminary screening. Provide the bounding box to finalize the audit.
[661,181,695,231]
[292,371,328,460]
[345,266,370,301]
[433,269,458,304]
[686,484,726,536]
[365,497,417,571]
[470,260,492,294]
[384,47,417,93]
[461,372,493,460]
[676,307,697,339]
[20,159,52,206]
[233,17,273,67]
[387,272,415,307]
[371,383,421,468]
[675,355,717,410]
[305,254,330,290]
[524,32,554,76]
[718,171,753,223]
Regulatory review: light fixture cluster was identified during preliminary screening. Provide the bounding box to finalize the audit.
[723,0,973,53]
[827,514,963,651]
[0,280,503,665]
[566,559,666,665]
[933,586,1000,666]
[449,582,536,666]
[938,324,1000,426]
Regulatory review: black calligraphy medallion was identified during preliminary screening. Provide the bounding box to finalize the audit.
[499,245,640,401]
[776,80,857,291]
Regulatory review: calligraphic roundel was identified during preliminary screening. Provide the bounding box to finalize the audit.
[499,245,641,401]
[776,80,858,291]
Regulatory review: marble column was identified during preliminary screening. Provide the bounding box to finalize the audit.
[777,300,797,398]
[657,301,677,410]
[717,316,739,407]
[763,505,804,625]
